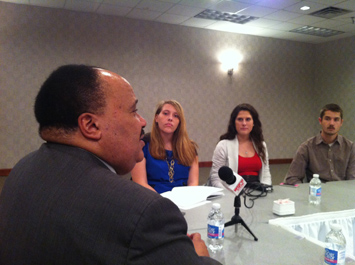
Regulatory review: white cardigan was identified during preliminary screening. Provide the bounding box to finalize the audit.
[207,138,272,189]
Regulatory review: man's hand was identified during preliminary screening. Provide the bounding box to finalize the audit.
[188,233,210,257]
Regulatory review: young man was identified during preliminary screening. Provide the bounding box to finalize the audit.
[284,103,355,184]
[0,65,220,265]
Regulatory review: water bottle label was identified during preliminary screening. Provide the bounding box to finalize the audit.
[207,224,224,239]
[310,187,321,197]
[324,248,346,264]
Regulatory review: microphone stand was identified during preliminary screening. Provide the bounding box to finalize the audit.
[225,193,258,241]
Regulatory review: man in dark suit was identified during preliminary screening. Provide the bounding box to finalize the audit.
[0,65,220,265]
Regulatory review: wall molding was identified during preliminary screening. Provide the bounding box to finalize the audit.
[0,169,11,176]
[199,158,292,167]
[0,159,292,176]
[268,158,293,165]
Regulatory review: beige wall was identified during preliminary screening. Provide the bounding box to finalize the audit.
[1,2,354,168]
[315,38,355,138]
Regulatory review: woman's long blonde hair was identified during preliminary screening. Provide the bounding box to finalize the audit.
[150,100,197,166]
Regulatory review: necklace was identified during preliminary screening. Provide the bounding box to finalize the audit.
[166,156,175,183]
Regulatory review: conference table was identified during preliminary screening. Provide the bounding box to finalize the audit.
[184,180,355,265]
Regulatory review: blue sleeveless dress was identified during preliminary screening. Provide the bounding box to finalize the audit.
[143,142,190,194]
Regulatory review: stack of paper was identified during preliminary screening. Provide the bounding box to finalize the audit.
[161,186,224,210]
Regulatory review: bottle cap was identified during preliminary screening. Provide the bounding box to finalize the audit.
[212,203,221,210]
[330,223,342,231]
[313,174,319,178]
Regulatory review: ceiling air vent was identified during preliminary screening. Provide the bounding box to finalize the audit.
[310,6,352,19]
[194,9,259,24]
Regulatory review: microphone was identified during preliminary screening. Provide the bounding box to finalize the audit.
[218,166,247,196]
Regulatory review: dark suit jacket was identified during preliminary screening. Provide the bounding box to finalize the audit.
[0,143,220,265]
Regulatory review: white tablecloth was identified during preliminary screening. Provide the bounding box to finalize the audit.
[269,209,355,258]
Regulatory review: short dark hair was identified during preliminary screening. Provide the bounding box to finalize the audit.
[34,64,106,131]
[319,103,343,120]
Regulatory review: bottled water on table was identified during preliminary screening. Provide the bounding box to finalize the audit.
[324,223,346,265]
[207,203,225,252]
[309,173,321,204]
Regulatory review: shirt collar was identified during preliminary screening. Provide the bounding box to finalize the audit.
[316,132,342,146]
[95,156,117,174]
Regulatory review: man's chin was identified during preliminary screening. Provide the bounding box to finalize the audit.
[324,131,337,136]
[136,151,144,163]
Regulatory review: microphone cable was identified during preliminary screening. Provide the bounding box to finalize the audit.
[241,183,273,209]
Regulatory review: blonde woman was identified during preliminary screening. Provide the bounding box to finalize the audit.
[131,100,199,193]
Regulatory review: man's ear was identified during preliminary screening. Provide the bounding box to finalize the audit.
[78,113,102,140]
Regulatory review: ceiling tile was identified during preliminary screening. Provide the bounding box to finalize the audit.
[180,17,218,28]
[3,0,355,44]
[331,11,355,24]
[2,0,29,3]
[238,5,277,17]
[159,0,180,3]
[29,0,65,8]
[231,0,260,4]
[178,0,223,9]
[264,10,302,21]
[212,0,250,13]
[127,8,162,20]
[155,13,189,24]
[207,20,264,35]
[246,18,280,28]
[166,4,204,17]
[283,1,328,15]
[334,0,355,10]
[288,14,326,25]
[312,19,348,30]
[257,0,301,9]
[310,0,347,6]
[206,20,244,33]
[136,0,174,12]
[332,22,355,33]
[97,4,132,16]
[65,0,101,13]
[266,21,302,31]
[102,0,141,8]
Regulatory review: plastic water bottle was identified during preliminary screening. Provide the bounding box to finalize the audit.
[207,203,225,252]
[309,174,321,204]
[324,223,346,265]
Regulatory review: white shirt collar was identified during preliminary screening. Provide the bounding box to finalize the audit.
[95,156,117,174]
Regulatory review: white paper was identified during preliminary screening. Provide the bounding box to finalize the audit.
[161,186,224,210]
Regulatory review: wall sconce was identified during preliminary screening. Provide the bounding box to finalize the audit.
[218,49,243,76]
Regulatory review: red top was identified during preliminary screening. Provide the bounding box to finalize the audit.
[238,153,262,176]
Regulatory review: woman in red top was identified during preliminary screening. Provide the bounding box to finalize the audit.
[207,103,272,188]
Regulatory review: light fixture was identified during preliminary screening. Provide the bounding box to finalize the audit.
[218,49,243,76]
[300,6,310,11]
[195,9,259,24]
[290,25,344,37]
